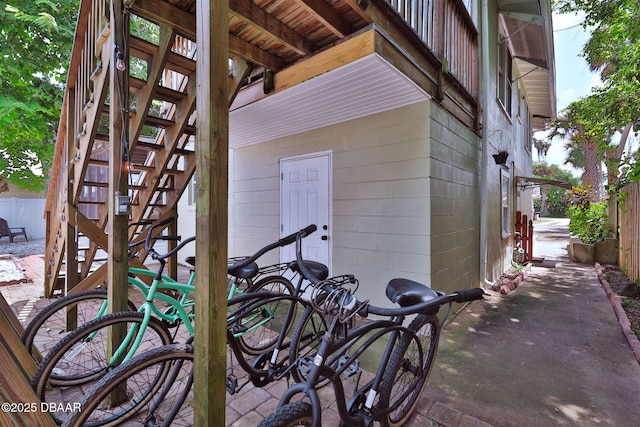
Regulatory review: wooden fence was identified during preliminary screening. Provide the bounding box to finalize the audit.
[619,181,640,281]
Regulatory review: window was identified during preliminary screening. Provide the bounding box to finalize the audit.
[498,36,513,116]
[501,170,510,237]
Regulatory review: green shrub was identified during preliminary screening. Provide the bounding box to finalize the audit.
[568,202,609,244]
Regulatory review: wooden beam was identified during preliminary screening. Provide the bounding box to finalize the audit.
[228,59,253,106]
[195,0,229,424]
[130,0,195,40]
[229,0,316,56]
[131,0,284,69]
[230,33,284,70]
[343,0,373,24]
[295,0,352,37]
[273,29,376,93]
[129,25,176,150]
[230,30,376,108]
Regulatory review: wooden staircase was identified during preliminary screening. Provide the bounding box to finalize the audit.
[44,1,251,296]
[44,0,479,297]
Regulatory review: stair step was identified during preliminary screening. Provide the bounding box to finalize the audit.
[129,35,196,76]
[130,76,187,104]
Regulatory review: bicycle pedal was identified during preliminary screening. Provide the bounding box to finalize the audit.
[297,356,314,375]
[338,355,359,377]
[226,374,238,395]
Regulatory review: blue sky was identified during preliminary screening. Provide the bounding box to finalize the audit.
[534,12,601,173]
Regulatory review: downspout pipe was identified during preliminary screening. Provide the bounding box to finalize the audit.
[479,0,493,288]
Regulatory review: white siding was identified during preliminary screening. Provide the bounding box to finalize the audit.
[232,102,431,307]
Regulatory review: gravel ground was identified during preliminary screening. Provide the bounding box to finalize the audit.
[0,238,45,258]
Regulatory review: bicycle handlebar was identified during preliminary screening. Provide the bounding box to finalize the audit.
[293,228,484,318]
[362,287,484,317]
[145,216,178,252]
[227,224,317,271]
[279,224,317,246]
[150,236,196,261]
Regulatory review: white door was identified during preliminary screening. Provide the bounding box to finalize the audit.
[280,152,331,271]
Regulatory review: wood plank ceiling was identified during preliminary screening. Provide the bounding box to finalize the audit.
[132,0,372,72]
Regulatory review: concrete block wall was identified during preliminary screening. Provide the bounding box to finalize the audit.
[429,104,481,294]
[232,101,432,307]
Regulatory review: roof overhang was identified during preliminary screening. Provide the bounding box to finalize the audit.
[517,176,572,190]
[499,0,557,131]
[229,51,431,148]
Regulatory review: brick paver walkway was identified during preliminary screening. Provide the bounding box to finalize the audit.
[1,255,493,427]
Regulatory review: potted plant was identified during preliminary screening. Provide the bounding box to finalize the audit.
[492,150,509,165]
[567,195,617,263]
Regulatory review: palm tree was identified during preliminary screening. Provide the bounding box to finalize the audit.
[547,97,610,201]
[533,138,551,162]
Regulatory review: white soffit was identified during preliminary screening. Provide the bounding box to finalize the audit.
[229,54,430,148]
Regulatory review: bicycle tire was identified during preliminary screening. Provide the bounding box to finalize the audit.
[62,344,194,427]
[235,275,295,355]
[257,401,313,427]
[31,311,172,424]
[288,305,331,384]
[378,314,440,427]
[21,289,136,362]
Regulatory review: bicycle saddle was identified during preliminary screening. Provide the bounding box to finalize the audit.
[288,260,329,281]
[386,278,440,312]
[185,256,260,279]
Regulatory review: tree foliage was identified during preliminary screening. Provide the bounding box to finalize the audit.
[553,0,640,182]
[533,163,578,217]
[0,1,78,191]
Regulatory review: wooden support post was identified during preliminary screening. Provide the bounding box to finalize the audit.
[66,87,79,329]
[194,0,229,424]
[167,207,178,280]
[107,0,129,404]
[107,0,130,314]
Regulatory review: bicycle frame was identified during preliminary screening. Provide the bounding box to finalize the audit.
[277,315,424,427]
[92,221,322,380]
[105,268,281,365]
[265,227,480,427]
[225,292,311,387]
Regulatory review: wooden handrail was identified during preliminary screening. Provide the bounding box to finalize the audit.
[45,0,110,295]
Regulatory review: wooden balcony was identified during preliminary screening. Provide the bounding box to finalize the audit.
[45,0,478,295]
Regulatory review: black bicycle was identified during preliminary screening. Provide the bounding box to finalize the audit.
[57,226,333,426]
[259,228,485,427]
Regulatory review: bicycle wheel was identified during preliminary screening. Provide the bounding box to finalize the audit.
[378,314,440,427]
[21,289,136,362]
[288,305,331,383]
[235,275,295,355]
[62,344,194,427]
[258,401,313,427]
[31,311,172,424]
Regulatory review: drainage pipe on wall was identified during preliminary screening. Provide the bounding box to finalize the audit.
[479,0,494,288]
